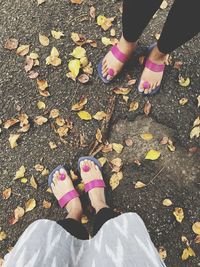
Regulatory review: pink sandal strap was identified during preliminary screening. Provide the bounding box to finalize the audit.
[111,45,128,64]
[84,179,105,193]
[58,189,79,208]
[145,59,165,72]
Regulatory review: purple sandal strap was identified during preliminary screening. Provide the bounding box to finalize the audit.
[84,179,105,193]
[145,59,165,72]
[58,189,79,208]
[111,45,128,64]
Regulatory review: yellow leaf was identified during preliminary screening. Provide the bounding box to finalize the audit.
[9,134,20,149]
[30,176,38,189]
[101,37,112,46]
[37,101,46,110]
[193,117,200,127]
[190,126,200,139]
[179,77,190,87]
[77,182,84,192]
[25,198,36,212]
[0,231,7,242]
[98,157,107,167]
[70,46,86,59]
[93,111,107,121]
[97,15,114,31]
[16,45,30,56]
[129,101,139,111]
[21,178,28,184]
[37,79,48,91]
[162,199,173,206]
[39,33,49,46]
[145,150,161,160]
[80,56,89,67]
[192,222,200,235]
[29,52,39,60]
[77,111,92,120]
[41,168,49,176]
[70,170,79,181]
[140,133,153,141]
[110,172,123,190]
[14,165,26,180]
[134,181,146,189]
[112,143,124,154]
[181,247,196,261]
[35,164,44,172]
[113,87,131,95]
[51,30,64,39]
[167,139,176,152]
[71,97,87,111]
[68,59,81,78]
[81,215,89,224]
[49,141,57,149]
[70,0,83,4]
[173,207,184,223]
[179,98,188,105]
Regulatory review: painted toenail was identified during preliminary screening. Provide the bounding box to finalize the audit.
[108,68,114,76]
[82,165,90,172]
[59,173,66,181]
[143,81,150,89]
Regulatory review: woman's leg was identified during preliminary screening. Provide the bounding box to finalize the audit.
[51,167,89,240]
[139,0,200,94]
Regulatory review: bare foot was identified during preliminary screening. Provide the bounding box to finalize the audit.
[102,35,137,81]
[80,160,108,213]
[138,45,168,94]
[51,168,82,221]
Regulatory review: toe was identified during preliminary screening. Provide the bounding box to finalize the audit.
[59,168,66,175]
[138,81,144,92]
[53,171,59,184]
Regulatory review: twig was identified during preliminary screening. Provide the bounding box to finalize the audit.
[68,13,88,25]
[146,165,165,186]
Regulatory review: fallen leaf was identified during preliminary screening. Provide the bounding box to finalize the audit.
[181,236,189,246]
[188,146,198,154]
[193,117,200,127]
[113,87,131,95]
[71,46,86,59]
[81,215,88,224]
[35,164,44,172]
[34,116,48,125]
[89,6,96,18]
[68,59,81,78]
[110,172,123,190]
[39,90,50,97]
[57,125,69,137]
[181,247,195,261]
[197,96,200,107]
[9,134,20,149]
[80,56,89,67]
[39,33,49,46]
[4,118,19,129]
[179,98,188,105]
[41,168,49,176]
[125,138,133,147]
[46,47,61,66]
[70,0,83,4]
[173,207,184,223]
[18,124,30,133]
[158,246,167,260]
[194,235,200,244]
[2,188,12,200]
[28,70,39,79]
[93,111,107,121]
[78,74,89,84]
[55,117,65,127]
[30,176,38,189]
[71,32,86,46]
[101,37,112,46]
[77,182,84,192]
[101,143,113,153]
[140,133,153,141]
[37,101,46,110]
[160,136,169,145]
[77,111,92,120]
[110,28,116,37]
[49,141,57,149]
[21,178,28,184]
[167,139,176,152]
[97,15,115,31]
[4,38,18,50]
[139,56,145,65]
[129,101,139,112]
[110,158,122,172]
[14,165,26,180]
[192,222,200,235]
[179,76,190,87]
[160,0,168,9]
[112,143,124,154]
[127,79,137,86]
[145,150,161,160]
[24,57,34,72]
[0,231,7,241]
[174,61,183,70]
[98,157,107,167]
[83,62,93,75]
[49,109,59,119]
[10,206,25,225]
[162,199,173,206]
[29,52,39,60]
[70,170,79,181]
[43,200,51,209]
[16,45,30,56]
[51,30,64,39]
[144,101,152,115]
[134,181,146,189]
[96,128,102,143]
[37,0,46,5]
[190,126,200,139]
[37,79,48,91]
[25,198,36,212]
[155,33,161,40]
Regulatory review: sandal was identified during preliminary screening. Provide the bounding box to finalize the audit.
[78,156,106,192]
[48,165,79,208]
[138,43,165,96]
[98,45,129,84]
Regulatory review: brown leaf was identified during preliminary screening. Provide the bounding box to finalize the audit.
[160,136,169,145]
[29,70,39,79]
[89,6,96,18]
[35,164,44,172]
[57,125,69,137]
[174,61,183,70]
[43,200,51,209]
[72,97,88,111]
[25,199,36,212]
[144,101,152,115]
[24,57,34,72]
[18,124,30,133]
[18,113,29,126]
[113,87,131,95]
[101,143,113,153]
[55,117,65,127]
[110,158,122,172]
[194,235,200,244]
[9,134,20,148]
[78,74,89,84]
[83,62,93,75]
[2,188,12,200]
[4,118,19,129]
[71,32,87,46]
[188,147,198,154]
[37,79,48,91]
[4,38,18,50]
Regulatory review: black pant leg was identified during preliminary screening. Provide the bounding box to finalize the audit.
[93,208,120,236]
[122,0,162,42]
[57,218,89,240]
[158,0,200,54]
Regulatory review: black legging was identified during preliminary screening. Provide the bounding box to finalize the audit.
[123,0,200,54]
[57,208,119,240]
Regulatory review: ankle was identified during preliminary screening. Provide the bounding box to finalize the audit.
[151,46,167,61]
[92,200,108,213]
[67,209,82,221]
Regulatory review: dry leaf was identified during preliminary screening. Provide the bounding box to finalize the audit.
[181,247,195,261]
[112,143,124,154]
[55,117,65,127]
[127,79,137,86]
[144,101,152,115]
[179,98,188,106]
[77,182,84,192]
[21,178,28,184]
[25,198,36,212]
[110,28,116,37]
[110,158,122,172]
[193,117,200,127]
[96,128,102,143]
[145,150,161,160]
[160,0,168,9]
[83,62,93,75]
[192,222,200,235]
[113,87,131,95]
[4,38,18,50]
[80,56,89,67]
[89,6,96,18]
[101,143,113,153]
[37,79,48,91]
[194,235,200,244]
[10,206,25,225]
[49,141,57,149]
[71,32,86,46]
[129,101,139,112]
[173,207,184,223]
[77,111,92,120]
[9,134,20,149]
[81,215,89,224]
[49,109,59,118]
[197,95,200,107]
[57,125,69,137]
[174,61,183,70]
[37,101,46,110]
[140,133,153,141]
[158,246,167,260]
[4,118,19,129]
[16,45,30,56]
[78,74,89,84]
[167,139,176,152]
[70,0,83,4]
[70,170,79,181]
[97,15,114,31]
[190,126,200,139]
[35,164,44,172]
[93,111,106,121]
[71,46,86,59]
[37,0,46,5]
[110,172,123,190]
[134,181,146,189]
[98,157,107,167]
[39,33,49,46]
[14,165,26,180]
[162,199,173,206]
[24,56,34,72]
[160,136,169,145]
[41,168,49,176]
[46,47,61,66]
[101,37,112,46]
[30,176,38,189]
[34,116,48,125]
[0,231,7,241]
[28,70,39,79]
[51,30,64,39]
[155,33,161,40]
[2,188,12,200]
[179,76,190,87]
[43,200,51,209]
[29,52,39,60]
